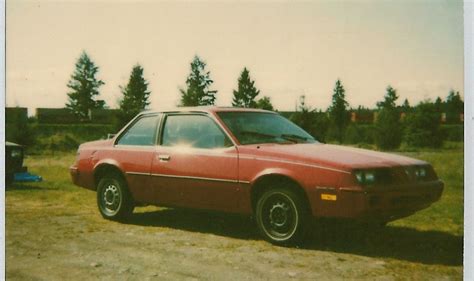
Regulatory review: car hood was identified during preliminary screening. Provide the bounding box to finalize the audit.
[240,143,427,171]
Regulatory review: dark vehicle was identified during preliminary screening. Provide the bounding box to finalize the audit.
[6,141,27,185]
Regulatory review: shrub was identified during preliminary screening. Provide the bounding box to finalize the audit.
[290,110,329,142]
[36,108,81,124]
[440,125,464,142]
[344,124,375,144]
[404,102,443,148]
[375,108,402,150]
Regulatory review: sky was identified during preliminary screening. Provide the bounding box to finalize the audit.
[6,0,464,115]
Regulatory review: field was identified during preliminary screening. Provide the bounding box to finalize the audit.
[5,144,463,280]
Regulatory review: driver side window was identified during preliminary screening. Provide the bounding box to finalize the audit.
[161,114,232,149]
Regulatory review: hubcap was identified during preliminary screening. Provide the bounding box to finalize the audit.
[100,182,121,215]
[260,192,298,241]
[269,202,289,227]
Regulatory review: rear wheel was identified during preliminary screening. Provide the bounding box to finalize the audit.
[255,187,308,245]
[97,173,134,221]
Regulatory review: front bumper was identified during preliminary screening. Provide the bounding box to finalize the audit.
[312,180,444,222]
[70,165,96,190]
[69,166,79,185]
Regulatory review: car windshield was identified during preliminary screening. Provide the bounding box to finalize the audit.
[217,112,317,145]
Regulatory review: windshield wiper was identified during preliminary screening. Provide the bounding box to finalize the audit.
[280,134,309,143]
[239,131,276,139]
[239,131,293,144]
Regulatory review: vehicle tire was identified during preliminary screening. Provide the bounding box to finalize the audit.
[96,173,134,221]
[255,186,309,245]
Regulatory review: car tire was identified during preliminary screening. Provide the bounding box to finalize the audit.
[96,173,134,221]
[255,186,309,245]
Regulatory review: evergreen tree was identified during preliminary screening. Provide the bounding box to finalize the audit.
[255,96,274,111]
[180,56,217,106]
[66,51,105,119]
[327,79,349,142]
[232,67,260,108]
[118,64,151,126]
[401,98,411,112]
[404,102,442,147]
[376,86,398,108]
[445,89,463,123]
[375,85,402,150]
[434,96,443,112]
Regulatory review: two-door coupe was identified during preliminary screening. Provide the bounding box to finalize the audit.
[70,107,443,244]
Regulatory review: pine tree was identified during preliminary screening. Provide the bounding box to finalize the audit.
[375,85,402,150]
[434,96,443,112]
[180,56,217,106]
[255,96,274,111]
[118,64,151,126]
[66,51,105,119]
[402,98,410,112]
[376,86,398,109]
[327,79,349,142]
[445,89,463,123]
[232,68,260,108]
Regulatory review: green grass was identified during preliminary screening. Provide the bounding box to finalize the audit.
[6,144,464,278]
[14,143,464,236]
[391,144,464,235]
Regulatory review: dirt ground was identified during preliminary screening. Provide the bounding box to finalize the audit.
[5,153,463,280]
[6,192,462,281]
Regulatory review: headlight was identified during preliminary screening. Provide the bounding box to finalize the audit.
[414,166,427,180]
[354,170,376,185]
[405,166,429,181]
[365,171,375,184]
[419,167,427,178]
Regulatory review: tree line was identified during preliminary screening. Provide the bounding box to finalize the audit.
[66,51,464,149]
[66,52,274,128]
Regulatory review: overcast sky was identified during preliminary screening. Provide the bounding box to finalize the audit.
[6,0,464,114]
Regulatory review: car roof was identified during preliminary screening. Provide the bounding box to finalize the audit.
[139,106,275,115]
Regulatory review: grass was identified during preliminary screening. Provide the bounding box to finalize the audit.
[5,143,464,279]
[391,142,464,235]
[11,143,464,235]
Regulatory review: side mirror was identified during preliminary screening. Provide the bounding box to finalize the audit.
[107,133,116,139]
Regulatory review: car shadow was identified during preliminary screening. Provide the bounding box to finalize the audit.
[126,208,462,266]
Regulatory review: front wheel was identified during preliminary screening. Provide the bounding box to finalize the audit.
[97,174,134,221]
[255,187,308,245]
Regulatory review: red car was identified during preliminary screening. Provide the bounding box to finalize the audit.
[70,107,443,244]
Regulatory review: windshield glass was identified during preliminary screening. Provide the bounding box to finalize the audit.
[217,112,317,145]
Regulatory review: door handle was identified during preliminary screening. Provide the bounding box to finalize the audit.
[158,154,170,161]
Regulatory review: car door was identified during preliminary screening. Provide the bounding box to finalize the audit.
[150,113,240,212]
[112,113,161,203]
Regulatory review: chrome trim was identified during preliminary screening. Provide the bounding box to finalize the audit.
[339,187,364,192]
[239,180,251,184]
[239,155,351,174]
[151,173,239,184]
[155,146,238,158]
[126,171,150,176]
[315,186,336,190]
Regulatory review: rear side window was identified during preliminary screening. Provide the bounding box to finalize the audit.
[116,115,160,146]
[161,114,232,149]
